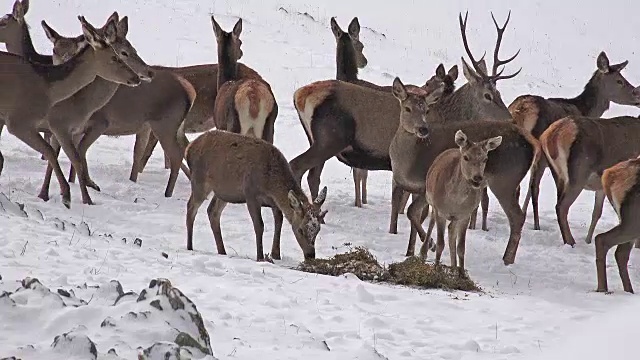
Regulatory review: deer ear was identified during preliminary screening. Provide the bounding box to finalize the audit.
[597,51,610,72]
[610,60,628,73]
[435,64,446,80]
[425,85,444,105]
[392,77,408,101]
[448,65,459,81]
[484,136,503,151]
[41,20,61,44]
[211,16,224,39]
[79,16,104,48]
[455,130,468,148]
[330,17,342,38]
[313,186,327,208]
[104,11,119,29]
[103,17,118,44]
[348,17,360,38]
[232,18,242,37]
[288,191,302,212]
[117,16,129,38]
[461,58,481,84]
[12,0,26,21]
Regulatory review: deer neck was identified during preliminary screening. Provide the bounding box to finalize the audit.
[335,37,358,81]
[431,85,475,122]
[217,47,238,89]
[570,74,610,117]
[39,46,100,103]
[6,21,52,64]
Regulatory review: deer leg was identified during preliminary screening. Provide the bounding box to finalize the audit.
[129,127,152,183]
[420,215,437,259]
[289,134,348,193]
[40,132,50,161]
[361,169,368,205]
[307,162,325,201]
[38,136,62,202]
[51,128,94,205]
[76,120,109,193]
[207,195,228,256]
[151,126,190,198]
[138,132,159,174]
[10,126,71,208]
[389,181,405,234]
[447,221,457,268]
[595,223,637,293]
[490,180,526,265]
[456,217,471,276]
[353,167,362,208]
[185,187,207,251]
[528,159,547,230]
[615,242,635,294]
[555,184,584,247]
[398,192,410,214]
[468,208,478,230]
[434,213,447,266]
[406,195,428,256]
[585,190,606,245]
[271,207,284,260]
[245,197,265,262]
[66,132,83,184]
[481,189,489,231]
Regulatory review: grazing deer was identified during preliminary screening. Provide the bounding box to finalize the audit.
[540,115,640,246]
[36,16,196,202]
[185,130,327,261]
[595,155,640,293]
[0,15,141,208]
[389,11,521,251]
[511,52,640,230]
[389,75,539,265]
[425,129,502,272]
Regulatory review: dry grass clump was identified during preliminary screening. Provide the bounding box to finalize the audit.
[298,247,481,292]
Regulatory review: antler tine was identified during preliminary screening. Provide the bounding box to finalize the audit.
[493,67,522,81]
[489,10,520,81]
[459,11,488,77]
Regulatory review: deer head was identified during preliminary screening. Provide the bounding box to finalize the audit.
[288,186,328,259]
[423,63,458,96]
[211,16,243,62]
[392,75,445,139]
[331,16,367,69]
[454,130,502,189]
[0,0,28,43]
[593,51,640,107]
[43,13,154,82]
[458,11,521,121]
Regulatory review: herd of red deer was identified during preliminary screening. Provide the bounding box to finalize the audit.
[0,0,639,293]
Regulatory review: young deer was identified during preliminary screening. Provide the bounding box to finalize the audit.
[511,51,640,230]
[594,155,640,293]
[540,115,640,246]
[389,75,539,265]
[0,15,141,208]
[185,130,327,261]
[425,130,502,272]
[37,17,196,202]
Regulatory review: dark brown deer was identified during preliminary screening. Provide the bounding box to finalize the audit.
[390,74,539,264]
[185,130,327,261]
[540,115,640,247]
[425,128,502,272]
[389,11,521,248]
[0,15,142,208]
[510,52,640,230]
[37,17,196,202]
[594,155,640,293]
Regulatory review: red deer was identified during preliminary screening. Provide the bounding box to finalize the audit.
[540,115,640,246]
[0,15,141,208]
[595,155,640,293]
[185,130,327,261]
[425,129,502,272]
[510,52,640,230]
[36,16,196,203]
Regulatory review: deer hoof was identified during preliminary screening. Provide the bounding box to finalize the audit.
[38,193,50,202]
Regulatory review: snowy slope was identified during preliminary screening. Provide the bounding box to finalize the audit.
[1,0,639,358]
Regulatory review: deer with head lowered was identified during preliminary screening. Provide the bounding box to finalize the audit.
[36,15,196,204]
[0,14,142,207]
[424,129,502,272]
[540,114,640,247]
[594,155,640,294]
[185,130,327,261]
[511,51,640,231]
[389,11,523,254]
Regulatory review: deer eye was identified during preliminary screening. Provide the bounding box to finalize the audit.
[484,93,492,101]
[120,51,129,58]
[616,79,624,85]
[463,155,469,161]
[404,107,412,113]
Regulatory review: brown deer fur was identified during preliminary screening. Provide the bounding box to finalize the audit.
[185,130,327,261]
[541,115,640,247]
[595,156,640,293]
[511,51,640,231]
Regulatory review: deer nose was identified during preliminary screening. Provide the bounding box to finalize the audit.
[127,76,141,86]
[417,126,429,138]
[304,249,316,260]
[472,175,483,183]
[140,69,155,82]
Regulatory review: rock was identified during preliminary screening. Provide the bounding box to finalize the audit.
[50,331,98,360]
[137,342,194,360]
[0,193,28,218]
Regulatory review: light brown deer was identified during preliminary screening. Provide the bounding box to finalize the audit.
[594,155,640,293]
[389,73,540,265]
[185,130,327,261]
[36,17,196,202]
[425,129,502,272]
[540,115,640,247]
[389,11,522,252]
[511,52,640,230]
[0,15,141,208]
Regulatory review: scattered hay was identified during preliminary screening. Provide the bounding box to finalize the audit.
[298,247,481,292]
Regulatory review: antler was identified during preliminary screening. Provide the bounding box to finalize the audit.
[489,10,521,81]
[459,11,488,77]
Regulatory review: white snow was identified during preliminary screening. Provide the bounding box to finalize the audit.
[1,0,639,359]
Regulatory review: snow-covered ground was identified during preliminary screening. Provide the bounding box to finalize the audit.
[1,0,639,358]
